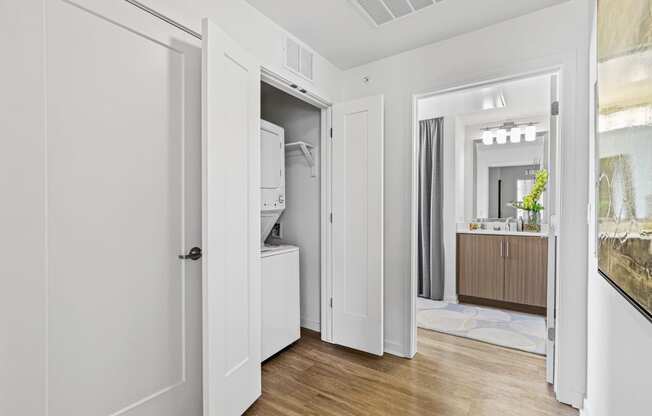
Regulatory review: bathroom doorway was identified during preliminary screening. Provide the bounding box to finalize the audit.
[410,70,561,383]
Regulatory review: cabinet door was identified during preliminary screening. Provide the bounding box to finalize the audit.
[504,236,548,307]
[457,234,504,300]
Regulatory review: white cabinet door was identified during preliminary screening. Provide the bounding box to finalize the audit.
[45,1,202,415]
[201,18,262,416]
[261,249,301,361]
[331,95,384,356]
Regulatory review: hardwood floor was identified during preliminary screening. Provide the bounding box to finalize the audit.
[245,328,577,416]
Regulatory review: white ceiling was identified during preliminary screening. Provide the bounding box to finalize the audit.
[418,74,551,125]
[245,0,569,69]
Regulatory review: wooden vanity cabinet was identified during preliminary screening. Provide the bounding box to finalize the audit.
[457,234,504,301]
[457,233,548,313]
[503,236,548,307]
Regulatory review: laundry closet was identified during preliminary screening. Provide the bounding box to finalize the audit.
[259,81,322,360]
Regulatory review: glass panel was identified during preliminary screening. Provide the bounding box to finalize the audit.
[597,0,652,318]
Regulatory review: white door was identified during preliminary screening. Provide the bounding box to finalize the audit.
[45,1,202,415]
[201,19,262,415]
[331,95,384,356]
[547,74,560,384]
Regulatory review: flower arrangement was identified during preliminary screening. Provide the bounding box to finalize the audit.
[511,169,548,213]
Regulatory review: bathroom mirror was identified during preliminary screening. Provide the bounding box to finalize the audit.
[472,134,548,220]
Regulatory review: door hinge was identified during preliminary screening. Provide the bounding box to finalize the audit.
[551,101,560,116]
[329,212,333,223]
[330,127,333,138]
[548,327,555,342]
[329,297,333,308]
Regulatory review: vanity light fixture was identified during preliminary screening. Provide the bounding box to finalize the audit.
[510,127,521,143]
[479,121,538,145]
[482,129,493,145]
[525,124,537,142]
[496,128,507,144]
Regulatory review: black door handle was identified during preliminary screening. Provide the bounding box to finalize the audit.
[179,246,202,260]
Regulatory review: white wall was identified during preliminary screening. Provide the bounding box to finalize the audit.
[583,4,652,415]
[144,0,342,102]
[1,1,47,414]
[341,0,591,407]
[261,83,322,332]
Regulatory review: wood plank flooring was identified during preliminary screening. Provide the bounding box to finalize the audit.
[245,328,577,416]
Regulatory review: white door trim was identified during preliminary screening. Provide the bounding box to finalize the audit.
[320,106,334,342]
[408,54,588,409]
[259,68,335,343]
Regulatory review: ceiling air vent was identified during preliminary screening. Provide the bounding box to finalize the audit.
[354,0,438,26]
[285,37,314,82]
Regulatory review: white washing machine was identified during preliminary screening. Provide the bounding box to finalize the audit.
[261,244,300,361]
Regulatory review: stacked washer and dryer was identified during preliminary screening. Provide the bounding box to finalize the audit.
[259,119,301,361]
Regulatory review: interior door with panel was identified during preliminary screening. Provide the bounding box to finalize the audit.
[202,18,262,416]
[331,95,384,356]
[457,234,504,301]
[46,1,202,415]
[547,73,560,384]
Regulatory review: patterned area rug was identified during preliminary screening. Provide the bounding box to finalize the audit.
[417,298,546,355]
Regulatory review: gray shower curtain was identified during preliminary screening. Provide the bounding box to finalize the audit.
[418,118,444,300]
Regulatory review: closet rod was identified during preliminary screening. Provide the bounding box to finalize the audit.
[125,0,201,40]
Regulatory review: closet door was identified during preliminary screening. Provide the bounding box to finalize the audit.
[202,18,261,416]
[331,95,384,356]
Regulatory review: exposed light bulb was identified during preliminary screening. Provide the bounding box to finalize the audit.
[496,129,507,144]
[482,129,493,145]
[525,124,537,142]
[510,127,521,143]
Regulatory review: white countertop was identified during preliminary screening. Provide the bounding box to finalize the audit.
[457,229,548,237]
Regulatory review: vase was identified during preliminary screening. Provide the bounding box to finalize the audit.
[523,211,541,232]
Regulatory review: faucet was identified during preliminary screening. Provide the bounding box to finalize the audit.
[503,217,515,231]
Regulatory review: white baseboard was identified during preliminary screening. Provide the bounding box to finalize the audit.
[579,399,590,416]
[384,340,409,358]
[300,317,320,332]
[557,389,584,410]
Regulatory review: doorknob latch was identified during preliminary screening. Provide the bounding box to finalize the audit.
[179,247,202,260]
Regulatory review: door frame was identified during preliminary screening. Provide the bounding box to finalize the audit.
[408,56,588,408]
[260,67,335,343]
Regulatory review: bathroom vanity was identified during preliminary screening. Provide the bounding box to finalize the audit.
[456,230,548,315]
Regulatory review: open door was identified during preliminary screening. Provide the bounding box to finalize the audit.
[202,19,261,415]
[331,95,384,356]
[546,74,560,384]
